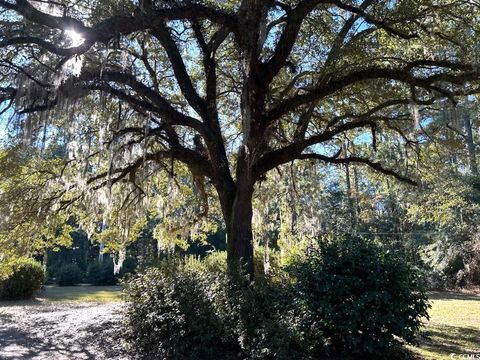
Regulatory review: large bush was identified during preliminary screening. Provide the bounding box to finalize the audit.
[123,259,232,359]
[86,259,117,285]
[123,255,305,360]
[0,257,45,299]
[290,236,430,358]
[56,263,83,286]
[123,238,429,359]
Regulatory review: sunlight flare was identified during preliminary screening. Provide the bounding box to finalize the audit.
[65,29,85,47]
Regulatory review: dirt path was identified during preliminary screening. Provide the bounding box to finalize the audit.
[0,301,128,360]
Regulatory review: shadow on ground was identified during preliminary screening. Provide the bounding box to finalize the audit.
[428,291,480,302]
[0,301,126,360]
[0,324,96,360]
[417,324,480,356]
[0,299,44,308]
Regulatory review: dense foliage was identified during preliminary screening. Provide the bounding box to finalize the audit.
[56,263,83,286]
[290,236,430,357]
[0,257,45,299]
[124,256,233,359]
[123,238,429,359]
[86,259,117,285]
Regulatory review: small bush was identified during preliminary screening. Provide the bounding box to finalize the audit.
[444,254,465,287]
[0,257,45,299]
[87,259,117,285]
[424,268,447,290]
[290,236,430,358]
[56,263,83,286]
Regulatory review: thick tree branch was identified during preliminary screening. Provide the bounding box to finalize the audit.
[328,0,418,40]
[266,65,480,120]
[151,23,208,120]
[298,153,417,185]
[0,86,16,114]
[0,0,239,57]
[0,36,92,57]
[81,70,205,130]
[323,0,375,69]
[16,72,207,139]
[87,148,213,190]
[254,119,374,177]
[191,21,217,115]
[263,0,324,83]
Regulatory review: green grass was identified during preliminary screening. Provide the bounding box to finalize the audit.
[410,291,480,359]
[39,284,122,302]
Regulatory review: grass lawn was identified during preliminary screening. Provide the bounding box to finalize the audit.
[411,291,480,359]
[39,284,122,302]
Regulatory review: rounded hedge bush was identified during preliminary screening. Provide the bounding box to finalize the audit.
[0,258,45,300]
[86,259,117,285]
[290,236,430,358]
[56,263,83,286]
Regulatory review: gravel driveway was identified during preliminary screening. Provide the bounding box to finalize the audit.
[0,300,128,360]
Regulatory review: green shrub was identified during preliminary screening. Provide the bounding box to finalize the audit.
[123,259,232,359]
[123,256,305,360]
[87,259,117,285]
[56,263,83,286]
[119,257,137,279]
[221,276,312,360]
[123,239,429,359]
[444,253,466,287]
[290,236,430,358]
[0,257,45,299]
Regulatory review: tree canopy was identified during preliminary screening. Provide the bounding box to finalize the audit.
[1,0,480,278]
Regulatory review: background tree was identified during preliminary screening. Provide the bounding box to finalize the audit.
[1,0,480,278]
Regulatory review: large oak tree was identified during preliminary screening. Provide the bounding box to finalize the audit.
[1,0,480,278]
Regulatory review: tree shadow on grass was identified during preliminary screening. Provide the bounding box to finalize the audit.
[417,324,480,356]
[428,291,480,302]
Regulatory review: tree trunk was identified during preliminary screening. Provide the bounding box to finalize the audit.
[345,163,357,229]
[43,250,48,273]
[464,113,478,175]
[98,243,105,263]
[218,160,255,281]
[224,203,255,280]
[113,247,126,275]
[224,185,255,280]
